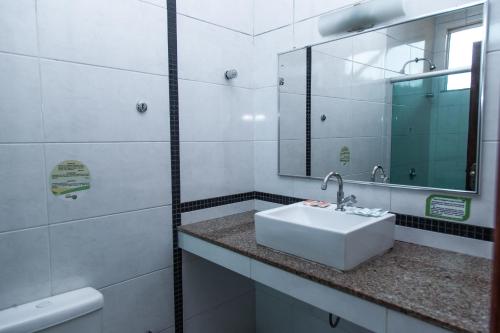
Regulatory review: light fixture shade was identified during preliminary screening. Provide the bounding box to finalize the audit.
[318,0,406,36]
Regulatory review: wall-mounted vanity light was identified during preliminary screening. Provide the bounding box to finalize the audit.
[318,0,406,36]
[225,69,238,80]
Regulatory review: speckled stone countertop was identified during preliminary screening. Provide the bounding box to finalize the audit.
[178,211,492,333]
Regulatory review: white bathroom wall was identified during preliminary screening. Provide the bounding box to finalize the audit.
[0,1,174,332]
[176,1,256,331]
[256,283,371,333]
[253,0,499,257]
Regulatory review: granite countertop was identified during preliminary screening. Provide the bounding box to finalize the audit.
[178,211,492,333]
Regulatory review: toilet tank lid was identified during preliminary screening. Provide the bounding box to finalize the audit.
[0,287,103,333]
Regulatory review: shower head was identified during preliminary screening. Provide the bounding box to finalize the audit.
[400,57,437,74]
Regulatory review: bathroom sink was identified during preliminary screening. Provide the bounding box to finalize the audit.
[255,203,395,271]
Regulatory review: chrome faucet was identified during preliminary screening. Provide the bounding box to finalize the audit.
[321,171,356,211]
[370,165,388,183]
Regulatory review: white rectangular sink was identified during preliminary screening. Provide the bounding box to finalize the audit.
[255,203,395,271]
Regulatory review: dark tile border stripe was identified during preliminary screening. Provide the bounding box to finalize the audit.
[396,214,493,241]
[306,46,312,177]
[180,191,494,242]
[166,1,183,332]
[181,192,255,213]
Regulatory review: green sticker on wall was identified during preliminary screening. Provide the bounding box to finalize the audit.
[425,195,471,222]
[50,160,91,201]
[339,146,350,166]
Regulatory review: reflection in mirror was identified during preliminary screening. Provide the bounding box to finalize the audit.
[278,3,484,193]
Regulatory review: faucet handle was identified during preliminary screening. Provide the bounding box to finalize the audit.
[342,195,357,206]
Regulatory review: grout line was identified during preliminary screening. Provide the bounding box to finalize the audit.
[177,12,253,37]
[98,267,172,291]
[178,77,254,90]
[0,204,174,236]
[47,204,173,227]
[254,23,294,37]
[137,0,167,9]
[34,0,54,296]
[0,225,48,237]
[0,49,169,78]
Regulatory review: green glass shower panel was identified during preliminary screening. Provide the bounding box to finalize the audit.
[390,74,471,190]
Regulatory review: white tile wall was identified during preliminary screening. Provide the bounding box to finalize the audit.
[256,283,372,333]
[182,201,255,225]
[0,1,173,332]
[0,0,38,55]
[175,2,259,328]
[37,0,169,74]
[0,145,48,233]
[253,26,294,88]
[483,51,500,141]
[182,253,254,320]
[0,227,51,310]
[254,0,293,35]
[488,0,500,52]
[177,0,253,35]
[41,60,170,142]
[50,206,172,293]
[254,87,279,141]
[184,290,255,333]
[45,142,171,223]
[177,14,253,88]
[180,141,253,202]
[0,53,43,142]
[100,268,174,333]
[179,80,254,142]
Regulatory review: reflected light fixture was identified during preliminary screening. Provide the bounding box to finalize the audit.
[318,0,406,36]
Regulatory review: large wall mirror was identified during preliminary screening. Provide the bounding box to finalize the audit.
[278,3,486,193]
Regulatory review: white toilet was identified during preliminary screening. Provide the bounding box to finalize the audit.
[0,288,103,333]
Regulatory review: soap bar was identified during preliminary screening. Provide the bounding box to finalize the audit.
[303,200,330,208]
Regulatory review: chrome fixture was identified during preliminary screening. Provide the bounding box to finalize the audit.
[136,101,148,113]
[408,168,417,180]
[225,69,238,80]
[391,66,470,83]
[400,57,436,74]
[371,165,388,183]
[321,171,356,211]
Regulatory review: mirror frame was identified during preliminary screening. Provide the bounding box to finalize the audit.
[276,0,488,194]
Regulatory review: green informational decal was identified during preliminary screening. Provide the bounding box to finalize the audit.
[425,195,471,222]
[340,146,350,166]
[50,160,91,201]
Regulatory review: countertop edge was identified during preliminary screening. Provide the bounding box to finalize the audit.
[178,228,473,333]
